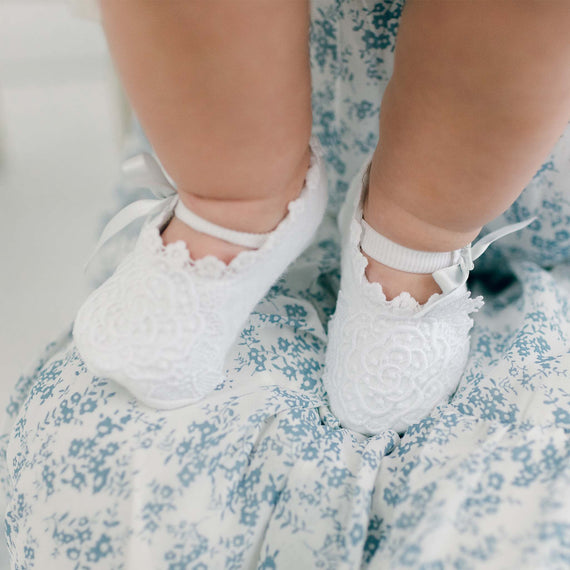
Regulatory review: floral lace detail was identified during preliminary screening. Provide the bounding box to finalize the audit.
[323,285,479,435]
[73,142,328,408]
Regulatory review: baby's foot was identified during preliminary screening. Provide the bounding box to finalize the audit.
[73,137,328,409]
[323,156,531,435]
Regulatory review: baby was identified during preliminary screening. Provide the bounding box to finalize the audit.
[73,0,570,434]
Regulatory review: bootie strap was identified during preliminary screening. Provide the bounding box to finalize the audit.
[360,216,536,295]
[174,200,270,249]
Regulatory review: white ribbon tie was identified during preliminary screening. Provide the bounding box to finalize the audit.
[86,152,272,269]
[432,218,536,294]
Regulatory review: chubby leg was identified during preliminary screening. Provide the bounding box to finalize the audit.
[365,0,570,302]
[74,0,329,407]
[99,0,312,262]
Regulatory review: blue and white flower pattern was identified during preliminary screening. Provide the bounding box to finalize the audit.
[2,0,570,567]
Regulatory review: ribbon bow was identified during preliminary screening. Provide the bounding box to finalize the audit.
[86,153,177,268]
[432,217,537,295]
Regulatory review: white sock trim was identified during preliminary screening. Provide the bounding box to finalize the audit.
[360,218,463,274]
[174,199,272,249]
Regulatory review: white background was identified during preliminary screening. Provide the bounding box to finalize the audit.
[0,0,122,417]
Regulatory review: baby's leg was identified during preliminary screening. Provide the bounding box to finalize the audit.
[99,0,311,262]
[365,0,570,302]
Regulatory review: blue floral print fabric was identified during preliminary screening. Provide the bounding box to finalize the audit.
[2,0,570,567]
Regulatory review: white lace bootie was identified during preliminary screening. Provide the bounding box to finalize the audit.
[73,136,328,409]
[323,157,534,435]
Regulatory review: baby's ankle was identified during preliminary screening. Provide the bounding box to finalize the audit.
[177,146,311,232]
[361,164,483,304]
[161,147,312,263]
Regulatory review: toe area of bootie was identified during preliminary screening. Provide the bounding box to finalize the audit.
[323,281,482,435]
[73,220,230,409]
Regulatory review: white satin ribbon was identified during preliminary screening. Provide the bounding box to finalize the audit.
[432,217,537,294]
[86,152,273,269]
[85,153,177,269]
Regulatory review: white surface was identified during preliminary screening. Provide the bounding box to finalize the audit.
[0,1,121,414]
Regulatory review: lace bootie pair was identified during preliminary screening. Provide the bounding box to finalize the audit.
[73,137,328,408]
[322,158,534,435]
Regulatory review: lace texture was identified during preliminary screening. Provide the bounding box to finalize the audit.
[73,140,328,408]
[323,162,483,435]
